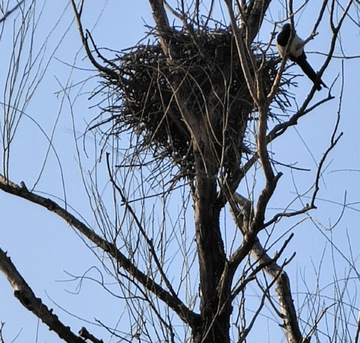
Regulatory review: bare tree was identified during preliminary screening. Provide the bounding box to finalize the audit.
[0,1,359,343]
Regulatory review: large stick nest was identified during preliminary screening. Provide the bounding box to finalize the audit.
[93,27,292,181]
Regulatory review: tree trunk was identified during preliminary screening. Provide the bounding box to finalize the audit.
[192,137,231,343]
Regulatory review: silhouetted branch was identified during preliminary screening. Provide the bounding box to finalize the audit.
[79,327,103,343]
[230,192,308,343]
[0,175,199,328]
[0,0,25,24]
[0,248,85,343]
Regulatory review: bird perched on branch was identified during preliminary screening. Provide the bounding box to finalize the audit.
[276,23,326,91]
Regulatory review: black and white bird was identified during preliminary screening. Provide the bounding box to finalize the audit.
[276,23,326,91]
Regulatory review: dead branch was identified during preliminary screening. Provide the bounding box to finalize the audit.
[105,153,179,300]
[148,0,171,54]
[0,248,85,343]
[79,327,103,343]
[69,0,118,79]
[230,192,309,343]
[225,1,256,100]
[0,0,25,24]
[0,322,5,343]
[0,174,199,328]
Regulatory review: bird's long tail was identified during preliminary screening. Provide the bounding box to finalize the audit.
[296,55,327,91]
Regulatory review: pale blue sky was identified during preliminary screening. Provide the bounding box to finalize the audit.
[1,1,360,342]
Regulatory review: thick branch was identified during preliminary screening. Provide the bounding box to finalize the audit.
[243,0,272,43]
[230,193,308,343]
[226,171,281,275]
[251,241,305,343]
[0,248,85,343]
[79,327,103,343]
[0,175,199,328]
[257,105,275,181]
[69,0,118,79]
[148,0,171,55]
[225,0,256,100]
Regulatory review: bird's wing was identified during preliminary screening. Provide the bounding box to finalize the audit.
[289,34,304,59]
[277,28,304,60]
[276,41,286,59]
[276,26,290,58]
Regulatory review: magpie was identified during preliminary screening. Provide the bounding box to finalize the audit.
[276,23,326,91]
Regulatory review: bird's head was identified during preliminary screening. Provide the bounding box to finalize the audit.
[282,23,291,31]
